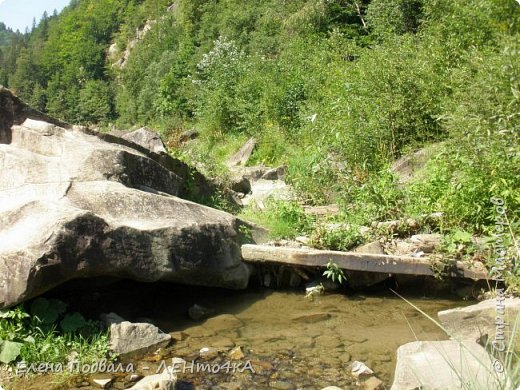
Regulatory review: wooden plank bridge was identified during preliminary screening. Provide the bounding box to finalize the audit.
[241,244,488,280]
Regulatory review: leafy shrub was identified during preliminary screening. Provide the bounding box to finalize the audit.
[323,260,347,285]
[193,36,250,135]
[310,223,365,252]
[404,37,520,232]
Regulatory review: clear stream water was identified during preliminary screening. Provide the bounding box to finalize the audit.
[12,281,470,389]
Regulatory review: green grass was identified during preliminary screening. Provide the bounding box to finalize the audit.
[0,298,113,367]
[171,131,250,179]
[239,199,313,240]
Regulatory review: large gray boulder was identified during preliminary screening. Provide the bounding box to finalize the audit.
[391,340,510,390]
[438,298,520,349]
[99,129,225,203]
[115,127,168,155]
[0,86,69,144]
[0,92,251,308]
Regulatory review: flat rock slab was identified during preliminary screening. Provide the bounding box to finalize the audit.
[438,298,520,349]
[241,245,488,279]
[391,340,510,390]
[241,179,295,208]
[227,138,256,167]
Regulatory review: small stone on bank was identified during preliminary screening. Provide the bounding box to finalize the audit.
[362,376,384,390]
[128,371,176,390]
[228,346,245,360]
[93,379,112,388]
[109,321,171,358]
[199,347,220,359]
[351,361,373,378]
[321,387,343,390]
[269,380,296,390]
[169,331,188,341]
[188,304,214,321]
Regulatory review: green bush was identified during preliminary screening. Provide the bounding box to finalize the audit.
[404,37,520,232]
[311,223,365,252]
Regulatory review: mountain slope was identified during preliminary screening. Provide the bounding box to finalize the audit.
[1,0,519,291]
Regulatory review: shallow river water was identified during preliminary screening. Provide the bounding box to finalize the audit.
[11,281,470,389]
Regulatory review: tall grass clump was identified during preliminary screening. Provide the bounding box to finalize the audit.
[393,289,520,389]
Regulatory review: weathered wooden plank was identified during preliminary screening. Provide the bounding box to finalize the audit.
[241,244,488,280]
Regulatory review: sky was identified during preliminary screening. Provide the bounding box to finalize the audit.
[0,0,70,33]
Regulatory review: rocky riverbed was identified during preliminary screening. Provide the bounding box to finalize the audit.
[4,281,470,390]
